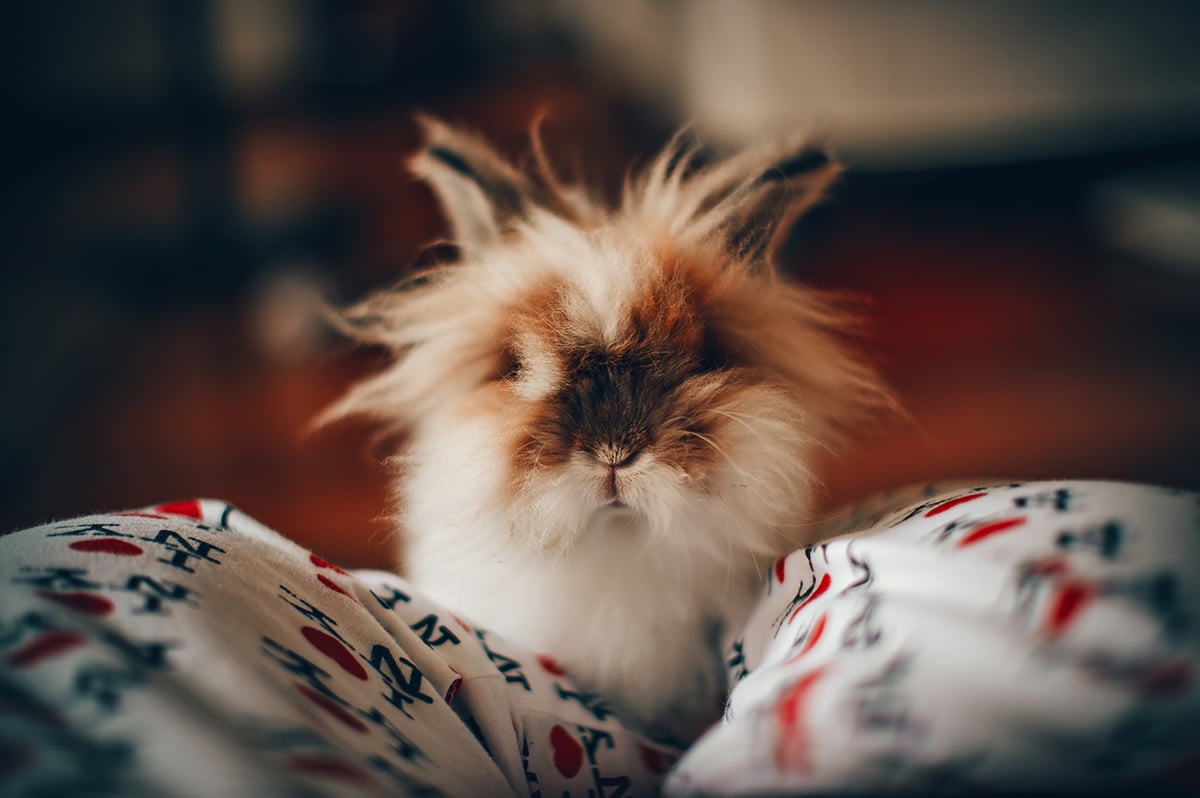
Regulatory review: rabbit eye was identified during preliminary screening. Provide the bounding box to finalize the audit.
[695,334,732,374]
[495,346,522,382]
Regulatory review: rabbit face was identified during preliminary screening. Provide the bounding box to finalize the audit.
[325,118,891,560]
[482,235,812,557]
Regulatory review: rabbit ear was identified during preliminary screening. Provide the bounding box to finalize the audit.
[728,145,841,264]
[703,139,841,265]
[410,114,538,250]
[642,133,842,267]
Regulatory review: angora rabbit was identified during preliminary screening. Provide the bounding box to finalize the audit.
[326,117,891,744]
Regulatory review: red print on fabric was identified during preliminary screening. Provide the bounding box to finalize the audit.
[301,626,368,680]
[1045,581,1096,637]
[6,631,87,668]
[788,573,832,624]
[310,554,350,576]
[293,683,368,732]
[445,668,463,703]
[68,539,143,556]
[154,500,204,519]
[550,724,584,778]
[316,575,354,599]
[957,517,1027,548]
[774,556,787,583]
[789,613,829,663]
[925,493,987,517]
[36,590,114,616]
[773,666,830,772]
[639,743,672,775]
[310,554,357,600]
[286,753,374,785]
[537,654,566,676]
[1028,556,1071,577]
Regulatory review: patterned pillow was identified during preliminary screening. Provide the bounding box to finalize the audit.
[667,481,1200,795]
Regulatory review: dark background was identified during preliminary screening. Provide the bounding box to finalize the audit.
[4,0,1200,568]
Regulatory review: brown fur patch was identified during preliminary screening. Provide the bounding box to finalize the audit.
[504,243,760,498]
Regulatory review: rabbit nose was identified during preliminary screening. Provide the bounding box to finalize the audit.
[597,448,641,501]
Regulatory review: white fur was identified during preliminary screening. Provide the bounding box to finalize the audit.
[400,378,811,741]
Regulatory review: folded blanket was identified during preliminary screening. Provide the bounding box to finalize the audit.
[2,481,1197,796]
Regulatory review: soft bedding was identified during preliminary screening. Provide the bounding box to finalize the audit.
[2,481,1198,796]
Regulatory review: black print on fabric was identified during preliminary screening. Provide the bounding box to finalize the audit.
[784,614,826,661]
[278,585,351,647]
[1120,571,1186,634]
[852,653,921,736]
[0,677,140,796]
[923,513,1031,550]
[844,543,872,592]
[1015,558,1188,639]
[138,529,226,573]
[889,490,988,526]
[119,575,194,614]
[0,611,56,647]
[46,522,137,539]
[772,546,828,633]
[370,585,412,610]
[577,724,632,797]
[554,684,614,723]
[1056,521,1125,560]
[367,644,436,718]
[261,634,435,764]
[262,635,346,704]
[410,613,461,648]
[477,631,531,691]
[13,567,100,591]
[923,519,965,546]
[1,606,176,699]
[890,484,1027,529]
[536,724,634,798]
[74,663,145,713]
[1013,487,1079,513]
[521,733,543,798]
[97,628,176,671]
[727,638,748,685]
[358,704,426,762]
[843,595,884,650]
[888,498,942,527]
[258,635,445,791]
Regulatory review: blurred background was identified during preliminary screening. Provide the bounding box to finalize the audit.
[3,0,1200,567]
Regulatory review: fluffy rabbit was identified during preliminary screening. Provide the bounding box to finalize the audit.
[325,117,891,744]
